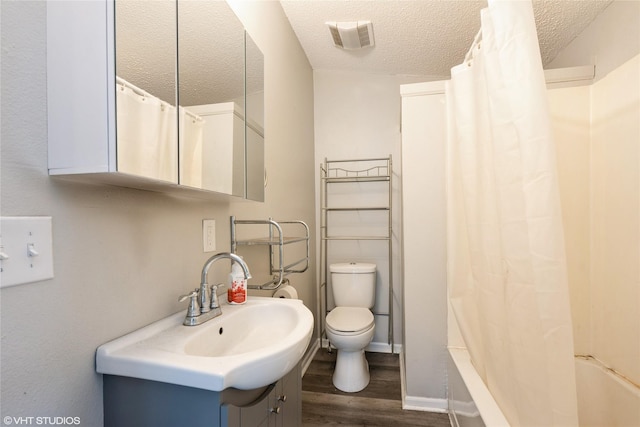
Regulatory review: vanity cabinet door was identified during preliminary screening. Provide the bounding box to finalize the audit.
[233,363,301,427]
[238,396,270,427]
[282,365,302,426]
[268,382,283,427]
[267,364,301,427]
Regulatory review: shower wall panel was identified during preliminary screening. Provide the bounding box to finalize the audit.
[590,54,640,387]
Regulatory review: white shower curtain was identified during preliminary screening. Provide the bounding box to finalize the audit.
[179,106,205,189]
[116,78,178,183]
[447,1,578,425]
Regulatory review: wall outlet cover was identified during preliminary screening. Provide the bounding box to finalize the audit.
[203,219,216,252]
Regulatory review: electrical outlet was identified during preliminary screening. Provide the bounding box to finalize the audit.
[203,219,216,252]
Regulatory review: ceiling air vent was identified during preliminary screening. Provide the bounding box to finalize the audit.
[326,21,374,50]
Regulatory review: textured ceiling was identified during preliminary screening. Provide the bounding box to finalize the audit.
[280,0,613,78]
[115,0,262,107]
[115,0,612,104]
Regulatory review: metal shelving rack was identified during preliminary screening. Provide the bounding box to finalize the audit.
[319,156,394,353]
[230,216,310,290]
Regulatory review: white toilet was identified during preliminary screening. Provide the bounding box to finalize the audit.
[325,262,376,392]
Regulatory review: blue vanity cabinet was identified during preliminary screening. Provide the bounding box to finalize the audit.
[102,363,301,427]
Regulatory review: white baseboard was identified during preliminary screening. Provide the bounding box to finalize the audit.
[449,399,481,418]
[399,348,448,413]
[402,396,449,413]
[367,341,403,354]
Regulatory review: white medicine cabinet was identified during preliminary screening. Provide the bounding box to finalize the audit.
[47,0,265,201]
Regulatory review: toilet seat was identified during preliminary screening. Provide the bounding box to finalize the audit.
[326,307,374,336]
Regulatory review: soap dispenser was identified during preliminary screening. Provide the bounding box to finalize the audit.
[227,258,247,304]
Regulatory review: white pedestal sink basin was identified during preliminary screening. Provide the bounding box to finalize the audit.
[96,297,313,392]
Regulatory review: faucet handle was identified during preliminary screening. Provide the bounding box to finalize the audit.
[179,289,200,318]
[179,288,199,301]
[209,283,225,309]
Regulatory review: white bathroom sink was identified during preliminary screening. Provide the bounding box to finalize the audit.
[96,297,313,392]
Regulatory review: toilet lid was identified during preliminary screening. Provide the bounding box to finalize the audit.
[326,307,374,333]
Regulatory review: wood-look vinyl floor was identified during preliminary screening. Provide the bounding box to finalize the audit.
[301,350,451,427]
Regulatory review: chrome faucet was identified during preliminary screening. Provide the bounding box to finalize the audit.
[179,252,251,326]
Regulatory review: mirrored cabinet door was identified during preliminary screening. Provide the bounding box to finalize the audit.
[245,33,265,202]
[114,0,178,183]
[177,0,246,196]
[47,0,265,201]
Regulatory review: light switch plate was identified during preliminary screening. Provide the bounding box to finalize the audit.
[0,217,54,288]
[203,219,216,252]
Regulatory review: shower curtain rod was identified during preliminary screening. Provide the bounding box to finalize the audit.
[464,29,483,65]
[460,30,595,85]
[116,76,158,101]
[115,76,203,122]
[182,107,203,122]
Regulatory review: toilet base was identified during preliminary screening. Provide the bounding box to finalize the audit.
[332,349,370,393]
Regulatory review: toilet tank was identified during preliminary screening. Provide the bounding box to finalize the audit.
[330,263,376,308]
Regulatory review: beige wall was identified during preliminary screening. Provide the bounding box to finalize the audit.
[550,55,639,385]
[548,0,640,387]
[590,54,639,385]
[548,0,640,82]
[0,1,314,424]
[548,85,592,355]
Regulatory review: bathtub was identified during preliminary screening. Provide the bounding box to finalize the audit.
[447,348,640,427]
[575,356,640,427]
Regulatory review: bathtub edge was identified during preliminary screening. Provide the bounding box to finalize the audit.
[448,347,511,427]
